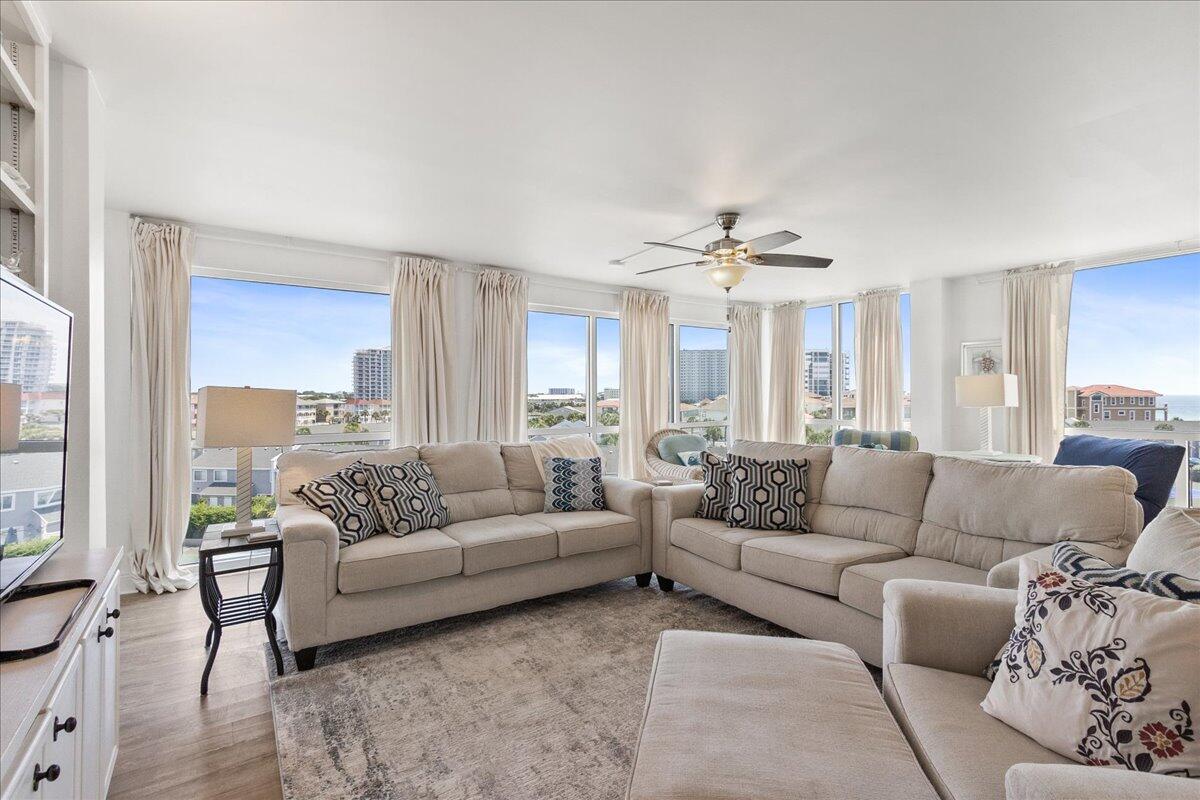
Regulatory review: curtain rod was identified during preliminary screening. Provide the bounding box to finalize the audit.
[974,238,1199,284]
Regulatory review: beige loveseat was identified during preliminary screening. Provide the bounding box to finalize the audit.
[274,441,653,670]
[651,440,1142,666]
[882,579,1198,800]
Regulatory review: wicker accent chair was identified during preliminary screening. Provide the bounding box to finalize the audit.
[645,428,705,483]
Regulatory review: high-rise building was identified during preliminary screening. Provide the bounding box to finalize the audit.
[804,349,851,398]
[0,320,56,392]
[678,349,728,403]
[352,348,391,399]
[547,387,577,396]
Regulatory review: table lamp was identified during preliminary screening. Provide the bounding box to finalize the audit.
[955,373,1018,454]
[196,386,296,537]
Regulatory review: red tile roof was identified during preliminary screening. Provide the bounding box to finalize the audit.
[1071,384,1161,398]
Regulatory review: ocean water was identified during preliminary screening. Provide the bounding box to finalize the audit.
[1162,395,1200,421]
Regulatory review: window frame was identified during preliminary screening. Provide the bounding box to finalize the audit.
[669,321,731,448]
[32,488,60,509]
[0,493,13,511]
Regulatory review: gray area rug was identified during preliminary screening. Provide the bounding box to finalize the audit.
[265,578,803,799]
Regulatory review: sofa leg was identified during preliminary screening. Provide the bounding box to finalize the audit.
[634,572,652,587]
[294,647,317,672]
[655,575,675,592]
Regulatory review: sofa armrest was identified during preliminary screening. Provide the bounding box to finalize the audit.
[1006,763,1200,800]
[882,579,1017,676]
[986,541,1131,588]
[603,476,654,571]
[650,484,705,577]
[275,503,340,650]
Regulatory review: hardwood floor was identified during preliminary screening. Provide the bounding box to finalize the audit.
[110,572,283,800]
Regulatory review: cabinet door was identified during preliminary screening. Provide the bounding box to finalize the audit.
[1,713,49,800]
[99,577,120,794]
[79,599,106,800]
[40,646,82,800]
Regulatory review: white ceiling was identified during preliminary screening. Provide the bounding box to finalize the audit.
[44,1,1200,302]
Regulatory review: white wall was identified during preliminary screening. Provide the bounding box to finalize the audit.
[103,209,132,568]
[908,273,1005,452]
[47,60,106,551]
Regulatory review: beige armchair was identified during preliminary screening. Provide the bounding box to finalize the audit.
[644,428,705,483]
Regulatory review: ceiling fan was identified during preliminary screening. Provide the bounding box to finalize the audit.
[638,212,832,292]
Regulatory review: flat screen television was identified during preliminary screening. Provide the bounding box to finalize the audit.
[0,269,73,601]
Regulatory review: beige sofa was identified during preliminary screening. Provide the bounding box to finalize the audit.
[274,441,653,669]
[650,440,1142,666]
[883,579,1198,800]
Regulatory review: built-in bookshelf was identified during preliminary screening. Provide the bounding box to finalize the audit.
[0,0,48,293]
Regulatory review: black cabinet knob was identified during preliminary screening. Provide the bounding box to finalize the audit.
[107,608,121,621]
[53,715,76,740]
[97,625,115,641]
[33,763,60,789]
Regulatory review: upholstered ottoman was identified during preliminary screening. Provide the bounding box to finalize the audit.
[626,630,938,800]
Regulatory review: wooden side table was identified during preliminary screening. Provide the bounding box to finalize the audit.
[198,520,284,695]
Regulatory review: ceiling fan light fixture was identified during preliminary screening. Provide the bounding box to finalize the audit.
[704,259,750,293]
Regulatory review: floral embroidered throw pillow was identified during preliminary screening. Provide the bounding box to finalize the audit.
[980,558,1200,777]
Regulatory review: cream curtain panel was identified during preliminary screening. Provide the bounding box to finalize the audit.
[128,218,197,594]
[1003,263,1073,460]
[729,304,763,442]
[767,302,806,443]
[854,288,904,431]
[467,269,528,442]
[391,256,453,446]
[617,289,670,479]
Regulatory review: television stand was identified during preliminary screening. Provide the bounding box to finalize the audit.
[0,579,97,663]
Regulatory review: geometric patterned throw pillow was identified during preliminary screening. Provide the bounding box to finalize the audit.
[695,450,733,522]
[542,456,606,513]
[980,558,1200,777]
[725,453,810,532]
[362,460,450,535]
[291,461,384,547]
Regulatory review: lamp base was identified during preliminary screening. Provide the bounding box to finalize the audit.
[221,522,267,539]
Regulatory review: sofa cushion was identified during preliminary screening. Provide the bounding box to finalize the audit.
[337,529,463,593]
[884,664,1071,800]
[821,446,932,520]
[669,517,782,570]
[726,453,811,531]
[916,456,1141,571]
[276,446,420,505]
[741,534,905,596]
[839,556,987,619]
[419,441,516,523]
[1128,507,1200,578]
[522,510,638,557]
[627,631,937,800]
[440,514,557,575]
[1053,434,1185,525]
[501,443,545,514]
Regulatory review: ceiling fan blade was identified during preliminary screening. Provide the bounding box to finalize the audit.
[755,254,833,269]
[739,230,800,255]
[643,241,706,255]
[636,261,703,275]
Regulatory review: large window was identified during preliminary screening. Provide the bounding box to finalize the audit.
[672,324,729,449]
[805,293,911,442]
[526,310,621,472]
[188,277,391,547]
[1065,253,1199,506]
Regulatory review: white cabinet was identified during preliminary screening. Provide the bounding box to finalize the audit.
[1,564,121,800]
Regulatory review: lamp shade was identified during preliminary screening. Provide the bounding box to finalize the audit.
[196,386,297,447]
[955,373,1018,408]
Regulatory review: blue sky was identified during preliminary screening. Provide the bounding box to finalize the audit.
[1066,253,1199,396]
[193,257,1196,398]
[190,277,389,392]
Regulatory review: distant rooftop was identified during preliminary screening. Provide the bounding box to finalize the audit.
[1071,384,1162,398]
